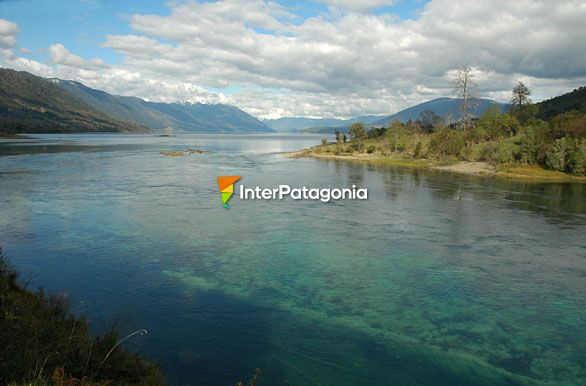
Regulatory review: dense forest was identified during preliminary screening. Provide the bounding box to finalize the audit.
[317,72,585,176]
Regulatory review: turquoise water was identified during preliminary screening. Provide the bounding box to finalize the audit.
[0,134,585,385]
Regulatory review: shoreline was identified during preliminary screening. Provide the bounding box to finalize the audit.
[0,132,36,140]
[284,149,586,183]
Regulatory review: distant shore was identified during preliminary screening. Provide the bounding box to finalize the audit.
[285,148,586,182]
[0,132,34,139]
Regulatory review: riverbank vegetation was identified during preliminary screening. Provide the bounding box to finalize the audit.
[0,247,166,386]
[310,76,585,180]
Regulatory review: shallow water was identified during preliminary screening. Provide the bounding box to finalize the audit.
[1,134,585,385]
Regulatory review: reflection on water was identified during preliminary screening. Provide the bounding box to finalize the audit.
[0,134,585,385]
[0,133,327,156]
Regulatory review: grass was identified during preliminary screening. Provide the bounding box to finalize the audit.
[306,150,432,168]
[496,164,586,181]
[0,247,167,386]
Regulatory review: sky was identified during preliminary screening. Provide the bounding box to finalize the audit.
[1,0,585,119]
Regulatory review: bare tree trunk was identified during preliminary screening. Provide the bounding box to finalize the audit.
[452,66,478,134]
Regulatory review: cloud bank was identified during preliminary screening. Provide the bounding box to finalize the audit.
[1,0,585,119]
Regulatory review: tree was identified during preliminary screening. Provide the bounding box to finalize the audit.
[418,109,441,132]
[348,122,366,150]
[367,127,385,138]
[511,81,531,112]
[511,81,532,123]
[477,106,520,140]
[452,66,478,132]
[386,120,403,151]
[334,129,344,144]
[519,119,551,165]
[348,122,366,141]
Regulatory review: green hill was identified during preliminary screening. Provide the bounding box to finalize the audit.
[536,86,586,120]
[0,68,148,134]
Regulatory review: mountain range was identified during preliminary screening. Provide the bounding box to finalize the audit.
[0,68,272,134]
[267,98,507,133]
[264,115,385,132]
[56,79,272,133]
[2,67,583,136]
[370,98,507,126]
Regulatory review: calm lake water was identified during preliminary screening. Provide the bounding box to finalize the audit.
[1,134,585,385]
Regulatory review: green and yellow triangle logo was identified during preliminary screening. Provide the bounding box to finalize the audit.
[217,176,241,208]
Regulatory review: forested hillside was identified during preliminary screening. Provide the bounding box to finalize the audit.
[0,68,148,134]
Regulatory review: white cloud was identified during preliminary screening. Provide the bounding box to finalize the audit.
[0,18,18,59]
[0,18,18,47]
[2,0,586,119]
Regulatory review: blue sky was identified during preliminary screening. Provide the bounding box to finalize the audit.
[1,0,426,65]
[0,0,168,64]
[0,0,584,118]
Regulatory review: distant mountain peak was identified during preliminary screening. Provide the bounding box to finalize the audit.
[175,99,208,106]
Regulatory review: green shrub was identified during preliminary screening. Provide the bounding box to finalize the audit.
[550,111,586,139]
[428,128,465,157]
[467,125,488,143]
[546,137,586,175]
[348,142,361,152]
[458,145,473,161]
[567,139,586,175]
[519,119,551,164]
[479,142,520,164]
[366,144,376,154]
[413,141,422,158]
[477,106,521,140]
[546,137,567,171]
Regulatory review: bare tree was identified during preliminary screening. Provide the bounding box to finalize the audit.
[406,119,423,142]
[418,109,441,132]
[445,111,453,128]
[452,66,478,132]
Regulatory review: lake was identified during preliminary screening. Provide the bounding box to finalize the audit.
[0,134,585,385]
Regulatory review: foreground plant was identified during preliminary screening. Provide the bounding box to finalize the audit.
[0,247,166,386]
